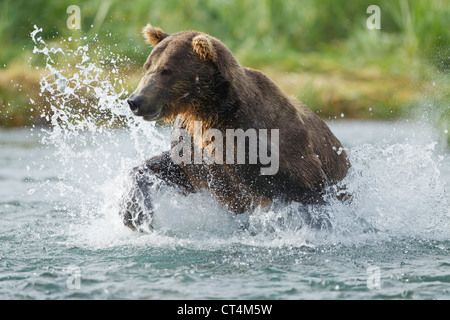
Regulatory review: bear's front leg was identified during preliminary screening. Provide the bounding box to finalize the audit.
[119,151,195,232]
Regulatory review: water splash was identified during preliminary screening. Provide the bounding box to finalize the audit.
[30,26,449,250]
[332,140,449,241]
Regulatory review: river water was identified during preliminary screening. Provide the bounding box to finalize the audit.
[1,119,449,300]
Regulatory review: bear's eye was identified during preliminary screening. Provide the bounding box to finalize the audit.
[160,69,172,76]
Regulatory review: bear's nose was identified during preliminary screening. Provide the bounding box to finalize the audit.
[127,97,142,113]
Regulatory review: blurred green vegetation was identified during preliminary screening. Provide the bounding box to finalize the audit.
[0,0,448,143]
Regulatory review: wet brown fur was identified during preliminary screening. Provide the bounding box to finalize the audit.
[135,25,351,213]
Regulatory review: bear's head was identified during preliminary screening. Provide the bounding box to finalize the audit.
[127,24,241,123]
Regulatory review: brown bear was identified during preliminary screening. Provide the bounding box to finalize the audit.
[120,24,350,232]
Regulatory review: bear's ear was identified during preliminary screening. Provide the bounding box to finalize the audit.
[142,24,169,46]
[192,35,216,61]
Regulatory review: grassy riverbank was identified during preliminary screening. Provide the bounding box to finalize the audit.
[0,0,448,142]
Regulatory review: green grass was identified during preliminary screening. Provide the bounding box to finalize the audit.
[1,0,448,68]
[0,0,448,142]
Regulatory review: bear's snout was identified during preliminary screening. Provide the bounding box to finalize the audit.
[127,95,144,115]
[127,93,164,121]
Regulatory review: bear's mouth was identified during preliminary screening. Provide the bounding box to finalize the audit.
[140,107,165,121]
[142,103,169,121]
[142,112,161,121]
